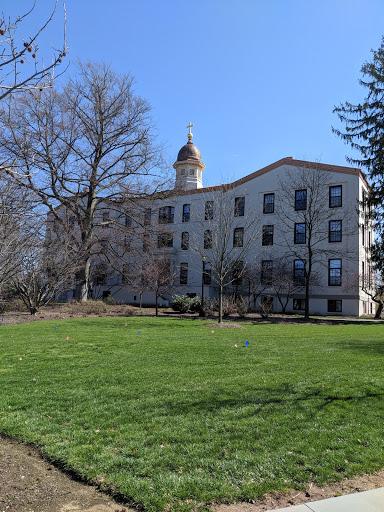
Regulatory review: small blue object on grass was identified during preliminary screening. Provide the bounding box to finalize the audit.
[55,326,57,330]
[245,341,249,346]
[138,331,141,334]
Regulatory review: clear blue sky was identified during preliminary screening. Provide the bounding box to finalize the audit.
[5,0,384,186]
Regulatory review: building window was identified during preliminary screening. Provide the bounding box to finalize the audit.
[157,232,173,248]
[329,185,342,208]
[329,220,342,242]
[294,223,306,244]
[189,169,195,176]
[328,259,342,286]
[261,260,273,285]
[144,208,152,226]
[125,214,132,228]
[94,264,108,286]
[328,299,342,312]
[263,193,275,214]
[102,211,110,228]
[181,231,189,250]
[232,261,243,286]
[180,262,188,285]
[233,227,244,247]
[124,235,131,250]
[205,200,214,220]
[234,196,245,217]
[262,225,274,246]
[295,189,307,210]
[182,204,190,222]
[159,206,175,224]
[203,261,211,284]
[143,234,150,252]
[293,260,305,285]
[204,229,212,249]
[293,298,306,310]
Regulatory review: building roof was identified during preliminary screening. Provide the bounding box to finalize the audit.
[172,157,369,196]
[176,140,204,166]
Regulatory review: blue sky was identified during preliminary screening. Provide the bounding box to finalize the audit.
[6,0,384,186]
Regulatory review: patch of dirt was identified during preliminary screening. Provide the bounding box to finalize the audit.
[212,471,384,512]
[0,435,132,512]
[1,435,383,512]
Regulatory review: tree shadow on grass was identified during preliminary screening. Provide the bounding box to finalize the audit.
[157,383,384,419]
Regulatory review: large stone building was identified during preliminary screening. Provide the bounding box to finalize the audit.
[63,125,374,316]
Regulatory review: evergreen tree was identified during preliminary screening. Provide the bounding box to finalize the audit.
[333,37,384,273]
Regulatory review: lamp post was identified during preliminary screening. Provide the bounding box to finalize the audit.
[199,257,206,317]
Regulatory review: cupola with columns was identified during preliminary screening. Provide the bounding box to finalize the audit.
[173,122,205,190]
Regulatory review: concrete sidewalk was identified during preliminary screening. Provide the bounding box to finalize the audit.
[266,487,384,511]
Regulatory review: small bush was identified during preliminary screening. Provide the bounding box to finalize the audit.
[0,299,28,314]
[189,296,203,313]
[170,295,193,313]
[236,297,250,318]
[222,296,237,317]
[65,300,107,315]
[103,295,116,305]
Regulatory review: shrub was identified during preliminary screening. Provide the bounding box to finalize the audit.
[0,299,28,314]
[64,300,108,315]
[236,297,250,318]
[189,296,202,313]
[103,295,116,305]
[170,295,193,313]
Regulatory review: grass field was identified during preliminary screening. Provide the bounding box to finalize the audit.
[0,317,383,511]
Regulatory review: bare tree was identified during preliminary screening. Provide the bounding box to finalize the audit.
[0,61,168,301]
[0,175,37,285]
[270,259,303,314]
[277,165,354,320]
[0,1,67,101]
[138,251,178,316]
[11,224,79,315]
[191,187,260,323]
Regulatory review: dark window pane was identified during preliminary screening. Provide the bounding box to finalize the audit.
[182,204,190,222]
[328,299,342,312]
[204,230,212,249]
[205,201,214,220]
[294,260,305,285]
[203,261,211,284]
[233,227,244,247]
[329,220,342,242]
[232,261,244,286]
[157,232,173,248]
[144,208,152,226]
[295,189,307,210]
[294,223,306,244]
[234,196,245,217]
[328,259,342,286]
[181,231,189,250]
[261,260,273,285]
[159,206,175,224]
[180,263,188,285]
[262,225,274,245]
[293,298,306,310]
[329,186,342,208]
[263,193,275,214]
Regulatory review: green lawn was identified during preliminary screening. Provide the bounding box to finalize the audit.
[0,317,383,511]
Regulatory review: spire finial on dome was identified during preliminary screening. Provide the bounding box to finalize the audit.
[186,121,194,141]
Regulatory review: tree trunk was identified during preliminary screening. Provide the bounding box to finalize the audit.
[374,302,383,319]
[74,257,91,302]
[155,294,159,317]
[218,285,223,323]
[139,292,143,309]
